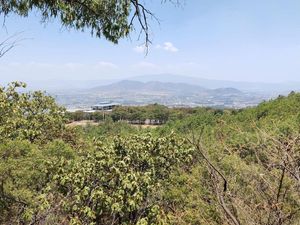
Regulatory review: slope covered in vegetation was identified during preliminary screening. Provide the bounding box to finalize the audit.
[1,83,300,225]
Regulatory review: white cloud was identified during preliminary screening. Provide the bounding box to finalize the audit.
[133,45,147,53]
[163,42,179,52]
[156,42,179,52]
[134,42,178,53]
[94,61,118,69]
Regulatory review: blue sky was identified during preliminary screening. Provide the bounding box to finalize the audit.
[1,0,300,83]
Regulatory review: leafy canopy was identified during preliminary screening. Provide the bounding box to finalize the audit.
[0,0,170,44]
[0,82,66,142]
[41,133,193,224]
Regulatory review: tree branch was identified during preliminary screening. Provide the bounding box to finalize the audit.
[0,32,25,58]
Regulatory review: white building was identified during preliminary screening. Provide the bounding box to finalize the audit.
[91,102,120,111]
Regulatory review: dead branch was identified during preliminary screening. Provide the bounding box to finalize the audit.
[0,32,25,58]
[187,135,240,225]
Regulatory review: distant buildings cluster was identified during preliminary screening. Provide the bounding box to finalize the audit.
[91,102,120,111]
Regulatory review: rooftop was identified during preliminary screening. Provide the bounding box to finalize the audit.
[92,102,120,107]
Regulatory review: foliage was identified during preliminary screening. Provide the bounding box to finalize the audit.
[66,110,110,122]
[0,82,67,143]
[0,139,75,224]
[0,0,175,45]
[2,82,300,225]
[82,118,138,140]
[159,92,300,225]
[111,104,170,123]
[35,133,193,224]
[67,104,201,125]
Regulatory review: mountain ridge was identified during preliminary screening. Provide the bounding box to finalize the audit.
[54,79,262,109]
[17,74,300,95]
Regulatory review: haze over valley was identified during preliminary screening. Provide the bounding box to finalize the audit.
[30,74,296,109]
[52,78,265,109]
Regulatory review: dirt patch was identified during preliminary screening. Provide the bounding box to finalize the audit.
[130,124,160,129]
[67,120,161,129]
[67,120,99,127]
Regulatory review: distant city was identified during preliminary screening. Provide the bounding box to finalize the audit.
[12,74,298,110]
[50,79,271,110]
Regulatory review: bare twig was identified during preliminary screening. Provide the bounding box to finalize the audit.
[0,32,26,58]
[187,136,241,225]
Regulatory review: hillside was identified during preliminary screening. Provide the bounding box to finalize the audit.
[1,82,300,225]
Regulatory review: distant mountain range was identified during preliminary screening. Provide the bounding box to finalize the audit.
[91,80,207,93]
[17,74,300,96]
[129,74,300,94]
[7,73,299,109]
[90,80,242,95]
[53,80,265,109]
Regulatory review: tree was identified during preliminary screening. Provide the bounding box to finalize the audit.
[0,82,67,142]
[33,133,193,224]
[0,140,76,224]
[0,0,178,47]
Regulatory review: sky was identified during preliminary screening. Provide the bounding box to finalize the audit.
[1,0,300,83]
